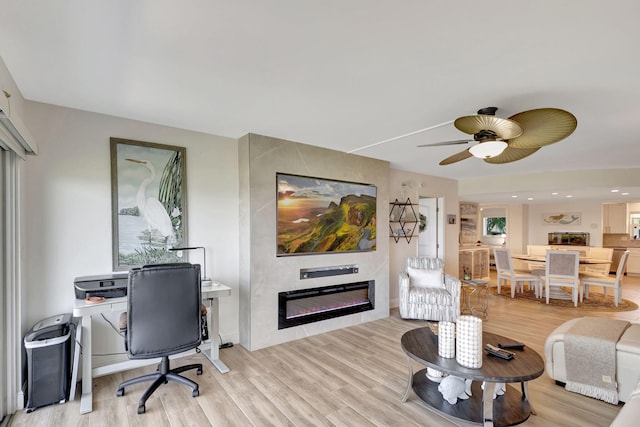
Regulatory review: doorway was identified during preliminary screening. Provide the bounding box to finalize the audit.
[418,197,444,258]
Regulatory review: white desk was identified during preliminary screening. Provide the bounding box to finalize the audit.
[72,282,231,414]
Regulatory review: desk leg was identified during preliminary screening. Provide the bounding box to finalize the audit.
[79,314,93,414]
[203,297,229,374]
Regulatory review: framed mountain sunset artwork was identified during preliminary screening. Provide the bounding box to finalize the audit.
[276,173,377,256]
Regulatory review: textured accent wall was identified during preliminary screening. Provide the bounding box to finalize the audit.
[238,133,390,350]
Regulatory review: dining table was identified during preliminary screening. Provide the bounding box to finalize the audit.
[511,253,611,265]
[510,253,611,301]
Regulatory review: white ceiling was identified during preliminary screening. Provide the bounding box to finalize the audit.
[1,1,639,204]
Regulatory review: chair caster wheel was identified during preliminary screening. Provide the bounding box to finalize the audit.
[197,368,203,375]
[137,405,145,414]
[116,388,124,397]
[192,389,199,398]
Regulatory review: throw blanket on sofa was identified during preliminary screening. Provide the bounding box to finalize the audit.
[564,317,630,404]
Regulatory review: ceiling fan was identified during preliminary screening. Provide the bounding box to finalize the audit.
[418,107,577,165]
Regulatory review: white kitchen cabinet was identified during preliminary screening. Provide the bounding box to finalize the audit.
[603,203,628,234]
[626,248,640,276]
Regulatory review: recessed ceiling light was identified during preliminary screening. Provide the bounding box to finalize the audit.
[552,192,559,195]
[511,195,518,198]
[528,197,534,200]
[611,189,620,193]
[566,195,573,198]
[622,192,630,196]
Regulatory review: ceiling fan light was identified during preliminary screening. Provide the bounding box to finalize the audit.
[468,140,508,159]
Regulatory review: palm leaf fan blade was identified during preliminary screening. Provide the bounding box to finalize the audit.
[507,108,577,149]
[439,149,473,165]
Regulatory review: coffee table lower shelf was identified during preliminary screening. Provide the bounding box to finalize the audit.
[412,369,532,427]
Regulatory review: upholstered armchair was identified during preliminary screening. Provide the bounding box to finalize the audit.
[399,257,461,322]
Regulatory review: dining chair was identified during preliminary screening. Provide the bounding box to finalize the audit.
[493,248,542,298]
[543,250,580,307]
[525,244,550,277]
[581,250,630,307]
[581,247,614,277]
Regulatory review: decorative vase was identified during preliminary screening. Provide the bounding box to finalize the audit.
[456,315,483,368]
[438,321,456,358]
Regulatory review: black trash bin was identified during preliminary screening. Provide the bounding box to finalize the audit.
[24,313,74,412]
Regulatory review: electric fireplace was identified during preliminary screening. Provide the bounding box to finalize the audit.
[278,281,375,329]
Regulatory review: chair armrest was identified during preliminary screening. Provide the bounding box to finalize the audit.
[444,274,461,301]
[399,272,411,300]
[400,272,460,298]
[399,272,410,289]
[444,275,462,319]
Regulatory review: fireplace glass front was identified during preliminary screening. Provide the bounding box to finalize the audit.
[278,281,374,329]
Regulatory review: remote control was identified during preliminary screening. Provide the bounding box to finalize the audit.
[498,342,525,350]
[485,344,515,360]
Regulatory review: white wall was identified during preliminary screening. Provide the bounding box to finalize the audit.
[506,204,528,254]
[238,134,390,350]
[528,201,602,247]
[22,102,240,365]
[388,169,459,308]
[479,201,604,251]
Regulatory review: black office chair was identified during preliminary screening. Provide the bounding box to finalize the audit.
[116,263,203,414]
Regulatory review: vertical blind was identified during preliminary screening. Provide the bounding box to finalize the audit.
[0,116,32,418]
[0,91,36,420]
[0,149,6,423]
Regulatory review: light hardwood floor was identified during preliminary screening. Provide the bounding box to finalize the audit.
[11,273,640,427]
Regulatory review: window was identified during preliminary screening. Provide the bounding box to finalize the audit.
[483,216,506,236]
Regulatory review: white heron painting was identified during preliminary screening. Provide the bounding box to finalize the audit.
[111,138,187,269]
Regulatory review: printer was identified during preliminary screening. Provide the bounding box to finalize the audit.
[74,273,128,299]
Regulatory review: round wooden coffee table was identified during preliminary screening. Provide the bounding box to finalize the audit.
[401,326,544,427]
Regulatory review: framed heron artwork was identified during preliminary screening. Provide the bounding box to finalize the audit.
[110,138,187,270]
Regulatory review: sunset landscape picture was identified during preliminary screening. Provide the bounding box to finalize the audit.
[277,173,377,255]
